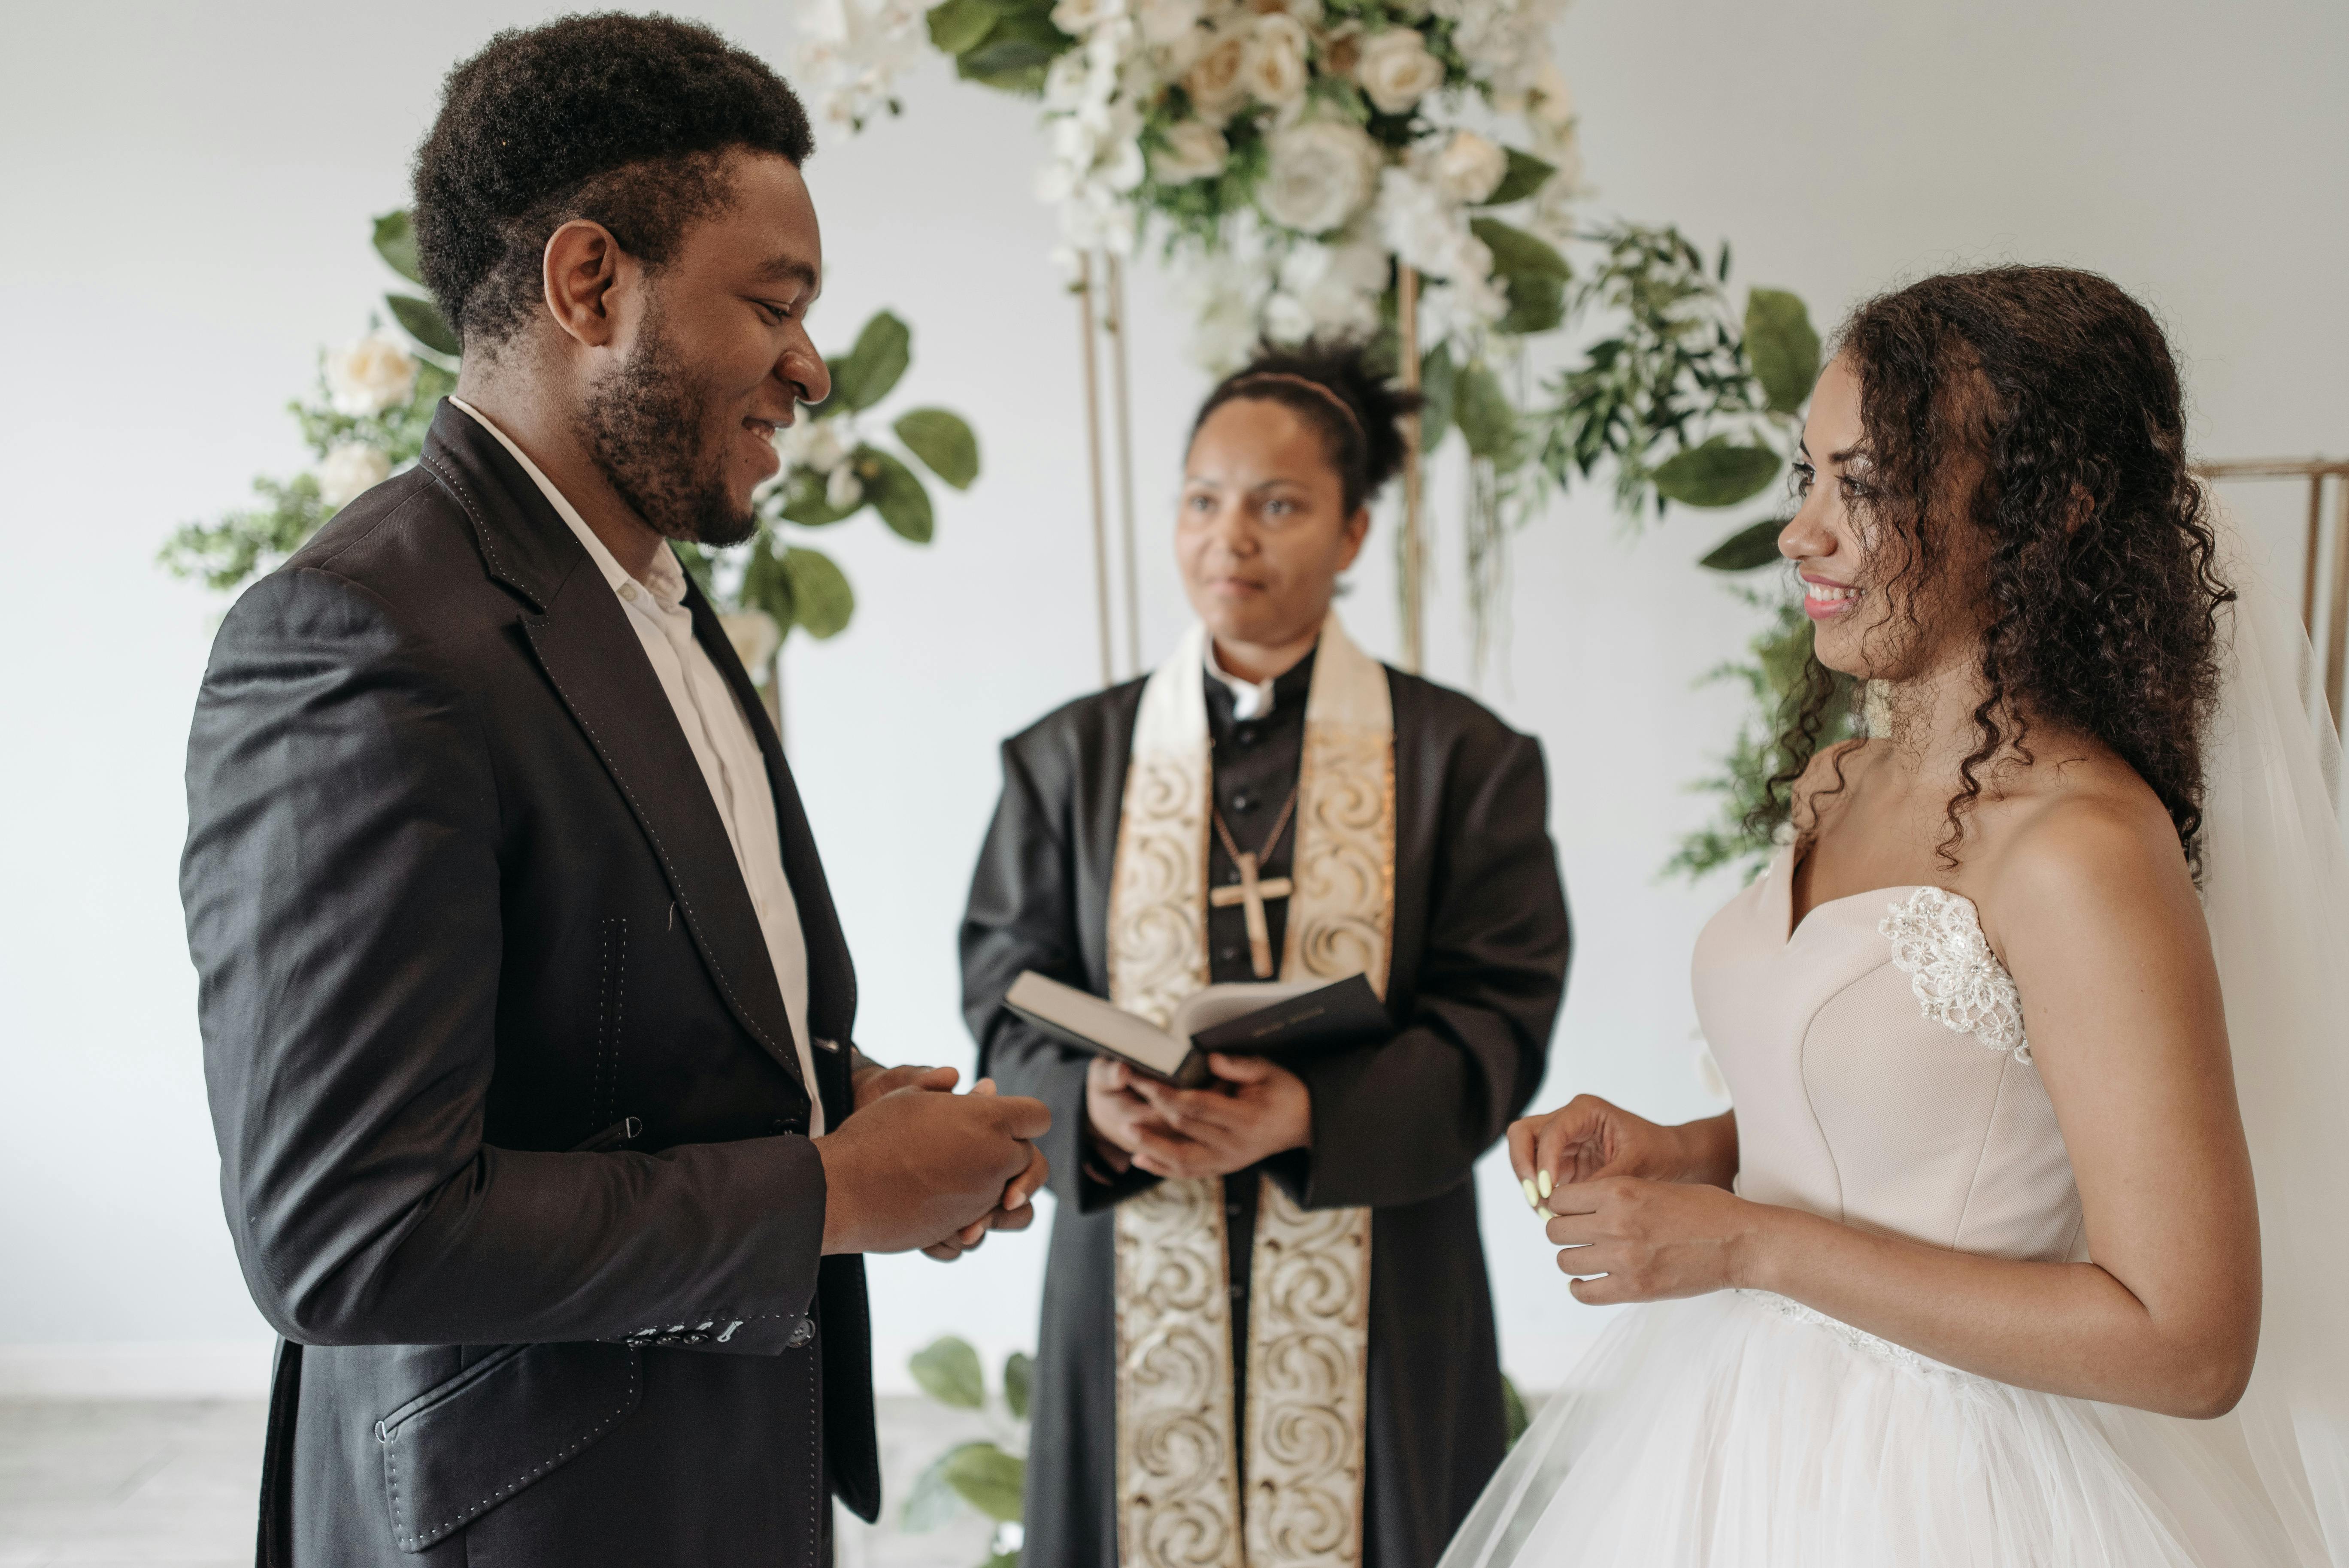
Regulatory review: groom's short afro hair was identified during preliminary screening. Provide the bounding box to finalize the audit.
[411,12,814,351]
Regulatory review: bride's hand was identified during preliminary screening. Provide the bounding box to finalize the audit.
[1505,1095,1704,1211]
[1542,1177,1769,1303]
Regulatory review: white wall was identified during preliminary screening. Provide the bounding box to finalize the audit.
[2,0,2342,1396]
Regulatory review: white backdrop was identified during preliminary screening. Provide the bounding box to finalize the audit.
[1,0,2342,1397]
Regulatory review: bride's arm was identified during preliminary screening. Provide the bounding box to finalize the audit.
[1546,798,2261,1420]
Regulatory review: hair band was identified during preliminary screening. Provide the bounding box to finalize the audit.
[1226,371,1366,442]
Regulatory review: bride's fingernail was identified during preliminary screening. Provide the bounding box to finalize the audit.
[1537,1169,1554,1199]
[1520,1178,1539,1209]
[1537,1206,1555,1221]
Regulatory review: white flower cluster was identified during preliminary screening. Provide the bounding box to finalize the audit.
[324,330,418,418]
[795,0,926,131]
[775,417,868,512]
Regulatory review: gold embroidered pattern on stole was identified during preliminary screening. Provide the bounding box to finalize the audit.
[1111,742,1243,1568]
[1243,1181,1373,1567]
[1282,722,1397,996]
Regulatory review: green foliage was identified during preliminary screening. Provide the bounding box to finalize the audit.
[371,210,423,284]
[1453,360,1522,467]
[861,448,936,542]
[771,469,859,527]
[1501,1374,1531,1449]
[1699,515,1788,572]
[1469,217,1572,285]
[157,473,332,591]
[386,293,461,357]
[1664,587,1860,882]
[1417,343,1457,454]
[783,546,856,639]
[1743,288,1821,416]
[740,534,797,637]
[943,1441,1027,1522]
[1003,1351,1035,1421]
[827,311,913,415]
[927,0,1001,54]
[932,0,1073,94]
[909,1335,988,1410]
[1651,437,1781,508]
[903,1445,974,1531]
[895,408,981,489]
[1477,148,1556,209]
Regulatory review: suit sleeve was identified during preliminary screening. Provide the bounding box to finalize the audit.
[1279,727,1570,1211]
[183,566,824,1353]
[960,739,1155,1214]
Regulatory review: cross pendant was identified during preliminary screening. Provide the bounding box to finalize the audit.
[1207,851,1294,979]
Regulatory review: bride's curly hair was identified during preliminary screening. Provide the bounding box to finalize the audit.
[1761,266,2234,867]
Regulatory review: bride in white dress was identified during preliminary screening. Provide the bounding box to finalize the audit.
[1441,266,2349,1568]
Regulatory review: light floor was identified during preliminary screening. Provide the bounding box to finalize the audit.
[0,1397,1000,1567]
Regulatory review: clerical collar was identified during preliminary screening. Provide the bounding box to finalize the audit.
[1205,639,1315,721]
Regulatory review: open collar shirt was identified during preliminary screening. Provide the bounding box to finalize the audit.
[452,398,823,1133]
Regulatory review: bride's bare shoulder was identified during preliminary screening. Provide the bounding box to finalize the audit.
[1976,751,2200,949]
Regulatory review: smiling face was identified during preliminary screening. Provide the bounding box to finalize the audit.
[577,150,830,547]
[1777,354,1983,683]
[1177,398,1369,653]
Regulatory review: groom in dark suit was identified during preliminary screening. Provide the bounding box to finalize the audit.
[179,17,1045,1567]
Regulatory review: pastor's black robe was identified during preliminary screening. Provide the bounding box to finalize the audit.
[961,651,1571,1568]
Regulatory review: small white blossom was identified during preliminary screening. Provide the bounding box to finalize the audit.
[778,418,853,475]
[796,0,924,130]
[316,442,391,507]
[826,463,866,512]
[324,331,418,418]
[1051,0,1126,37]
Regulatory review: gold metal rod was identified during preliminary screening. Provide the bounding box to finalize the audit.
[2305,473,2325,636]
[1106,253,1142,680]
[2328,474,2349,727]
[1076,251,1114,689]
[1397,263,1425,675]
[2194,457,2349,481]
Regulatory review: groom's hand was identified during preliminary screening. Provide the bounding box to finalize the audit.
[852,1059,959,1110]
[815,1082,1049,1255]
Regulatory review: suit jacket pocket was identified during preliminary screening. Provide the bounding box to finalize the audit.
[377,1342,641,1554]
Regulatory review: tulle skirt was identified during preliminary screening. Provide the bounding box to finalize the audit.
[1440,1290,2308,1568]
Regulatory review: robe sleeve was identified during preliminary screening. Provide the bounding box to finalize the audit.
[961,738,1155,1214]
[1278,726,1568,1212]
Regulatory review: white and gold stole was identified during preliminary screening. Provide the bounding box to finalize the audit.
[1107,611,1396,1568]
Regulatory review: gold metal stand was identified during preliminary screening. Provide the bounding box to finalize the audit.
[1076,253,1115,688]
[1397,263,1425,675]
[2196,457,2349,723]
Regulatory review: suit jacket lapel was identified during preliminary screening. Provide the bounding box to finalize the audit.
[419,405,813,1102]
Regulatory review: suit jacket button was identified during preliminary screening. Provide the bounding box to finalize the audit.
[785,1317,815,1348]
[770,1118,790,1133]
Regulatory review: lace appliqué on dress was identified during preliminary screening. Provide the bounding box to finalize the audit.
[1879,887,2034,1064]
[1734,1290,1989,1392]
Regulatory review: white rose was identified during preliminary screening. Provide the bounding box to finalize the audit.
[1051,0,1124,35]
[1259,119,1383,234]
[1526,58,1576,132]
[1242,13,1310,113]
[720,610,783,678]
[1135,0,1203,44]
[324,330,418,418]
[1429,129,1507,205]
[1153,119,1230,183]
[316,442,391,508]
[826,463,866,512]
[1182,24,1251,124]
[1044,49,1091,110]
[1353,27,1445,116]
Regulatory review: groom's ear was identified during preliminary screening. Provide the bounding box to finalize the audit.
[540,219,628,351]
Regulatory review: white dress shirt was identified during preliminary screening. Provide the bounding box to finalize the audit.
[1204,639,1281,720]
[452,399,824,1133]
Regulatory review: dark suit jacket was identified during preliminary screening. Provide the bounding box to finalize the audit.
[181,402,878,1567]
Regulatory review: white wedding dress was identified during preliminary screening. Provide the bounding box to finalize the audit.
[1440,518,2349,1568]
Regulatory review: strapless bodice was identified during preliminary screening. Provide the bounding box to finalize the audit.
[1691,847,2085,1263]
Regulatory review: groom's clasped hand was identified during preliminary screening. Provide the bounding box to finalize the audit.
[1507,1094,1758,1306]
[819,1063,1050,1260]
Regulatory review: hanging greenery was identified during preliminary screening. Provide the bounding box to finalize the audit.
[160,209,981,692]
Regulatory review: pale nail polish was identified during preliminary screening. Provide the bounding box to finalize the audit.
[1537,1206,1555,1221]
[1538,1169,1554,1199]
[1520,1178,1539,1209]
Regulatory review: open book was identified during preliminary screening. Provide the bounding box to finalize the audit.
[1003,970,1388,1088]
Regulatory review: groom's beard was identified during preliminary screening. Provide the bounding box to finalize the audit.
[578,309,758,549]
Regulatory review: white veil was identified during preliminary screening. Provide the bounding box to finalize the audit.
[2199,496,2349,1565]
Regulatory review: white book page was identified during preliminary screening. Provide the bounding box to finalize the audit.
[1170,980,1323,1042]
[1004,972,1191,1078]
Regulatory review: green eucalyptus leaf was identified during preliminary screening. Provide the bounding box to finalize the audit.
[385,294,461,357]
[783,545,857,639]
[1467,218,1571,284]
[1497,270,1564,336]
[1743,288,1821,415]
[1501,1374,1531,1448]
[902,1446,971,1532]
[1699,515,1790,572]
[1454,362,1518,462]
[894,407,981,489]
[775,469,858,527]
[1476,148,1555,208]
[372,210,423,284]
[740,534,797,634]
[927,0,1001,54]
[1003,1352,1035,1421]
[829,311,912,413]
[859,448,935,542]
[1417,344,1457,455]
[1652,437,1782,508]
[955,10,1070,91]
[942,1441,1027,1523]
[909,1336,986,1409]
